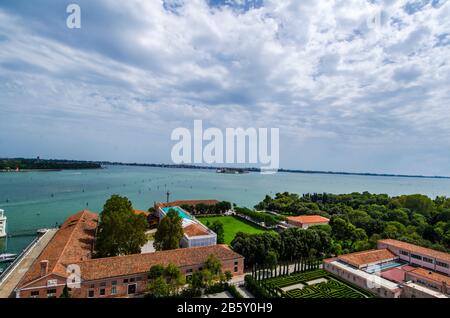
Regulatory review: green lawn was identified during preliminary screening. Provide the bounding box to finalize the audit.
[198,216,269,244]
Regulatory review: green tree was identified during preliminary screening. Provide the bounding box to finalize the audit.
[209,220,225,244]
[60,285,70,298]
[95,195,148,257]
[149,265,165,280]
[224,270,233,282]
[164,263,186,295]
[154,209,183,251]
[397,194,434,218]
[265,250,278,268]
[148,276,170,298]
[205,254,222,277]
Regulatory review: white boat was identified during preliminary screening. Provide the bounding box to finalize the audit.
[0,253,16,263]
[0,209,6,238]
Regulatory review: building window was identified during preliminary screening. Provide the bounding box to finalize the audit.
[88,290,94,298]
[411,254,422,260]
[436,261,449,268]
[423,257,433,264]
[234,261,239,266]
[123,278,129,283]
[89,284,95,289]
[111,287,117,295]
[100,288,106,296]
[128,284,137,295]
[130,277,135,283]
[187,268,193,274]
[30,291,40,297]
[234,266,238,272]
[112,280,117,286]
[47,289,57,298]
[400,250,409,256]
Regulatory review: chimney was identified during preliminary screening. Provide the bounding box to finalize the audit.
[40,260,49,277]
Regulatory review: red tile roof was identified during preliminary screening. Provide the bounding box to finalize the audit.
[287,215,329,225]
[338,249,398,268]
[18,210,98,287]
[379,239,450,263]
[133,209,150,217]
[76,245,243,281]
[156,200,220,208]
[409,267,450,286]
[183,224,210,237]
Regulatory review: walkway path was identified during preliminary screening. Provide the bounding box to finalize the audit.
[235,285,254,298]
[0,229,57,298]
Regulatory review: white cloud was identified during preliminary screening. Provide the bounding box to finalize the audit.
[0,0,449,174]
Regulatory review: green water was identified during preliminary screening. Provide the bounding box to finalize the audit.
[1,165,450,270]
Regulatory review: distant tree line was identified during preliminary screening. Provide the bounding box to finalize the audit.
[0,158,101,170]
[180,201,231,215]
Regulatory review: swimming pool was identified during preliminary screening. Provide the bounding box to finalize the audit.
[365,261,403,273]
[161,206,192,220]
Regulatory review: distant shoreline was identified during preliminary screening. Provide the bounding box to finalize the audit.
[100,162,450,180]
[1,158,449,179]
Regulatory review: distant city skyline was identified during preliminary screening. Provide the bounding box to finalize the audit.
[0,0,449,175]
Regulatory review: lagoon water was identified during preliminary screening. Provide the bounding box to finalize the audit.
[1,165,450,267]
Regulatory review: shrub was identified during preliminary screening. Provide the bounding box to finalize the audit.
[244,275,273,298]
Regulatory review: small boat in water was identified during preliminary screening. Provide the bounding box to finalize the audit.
[0,253,17,263]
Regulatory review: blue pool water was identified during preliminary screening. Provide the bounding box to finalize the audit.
[162,206,191,220]
[365,261,403,273]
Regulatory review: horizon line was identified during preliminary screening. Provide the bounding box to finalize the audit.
[2,157,450,180]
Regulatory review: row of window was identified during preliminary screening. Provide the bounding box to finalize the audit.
[30,288,59,298]
[88,276,144,289]
[88,286,118,298]
[436,261,449,268]
[401,250,449,268]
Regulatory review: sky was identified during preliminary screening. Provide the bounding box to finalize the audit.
[0,0,449,175]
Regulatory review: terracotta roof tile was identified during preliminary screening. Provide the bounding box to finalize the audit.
[379,239,450,263]
[409,267,450,286]
[76,245,243,281]
[18,210,98,287]
[287,215,329,225]
[183,224,210,237]
[338,249,398,268]
[133,209,150,217]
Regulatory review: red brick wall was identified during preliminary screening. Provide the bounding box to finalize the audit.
[18,257,244,298]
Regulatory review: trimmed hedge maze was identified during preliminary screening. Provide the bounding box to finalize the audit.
[260,269,375,298]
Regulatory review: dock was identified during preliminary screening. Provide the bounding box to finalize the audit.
[0,229,57,298]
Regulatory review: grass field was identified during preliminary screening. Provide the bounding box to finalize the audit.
[198,216,269,244]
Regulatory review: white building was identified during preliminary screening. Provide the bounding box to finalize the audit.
[0,209,7,238]
[155,203,216,248]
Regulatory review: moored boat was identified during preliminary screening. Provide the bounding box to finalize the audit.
[0,253,17,263]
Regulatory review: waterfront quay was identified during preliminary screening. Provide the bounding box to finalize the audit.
[0,229,57,298]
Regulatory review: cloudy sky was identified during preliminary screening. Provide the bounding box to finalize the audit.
[0,0,449,175]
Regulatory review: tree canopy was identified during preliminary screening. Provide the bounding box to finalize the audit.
[154,209,184,251]
[254,191,450,254]
[95,195,148,257]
